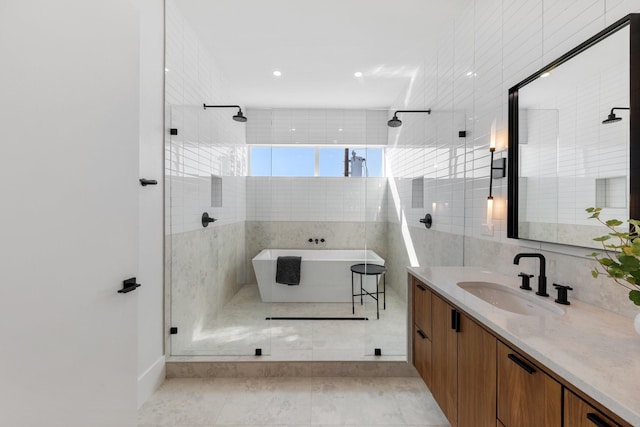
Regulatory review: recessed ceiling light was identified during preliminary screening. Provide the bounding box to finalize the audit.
[290,128,296,132]
[338,128,343,132]
[273,70,282,77]
[354,71,363,78]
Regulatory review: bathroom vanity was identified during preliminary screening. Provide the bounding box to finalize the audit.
[408,266,640,427]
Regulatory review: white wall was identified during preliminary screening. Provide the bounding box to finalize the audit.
[133,0,166,408]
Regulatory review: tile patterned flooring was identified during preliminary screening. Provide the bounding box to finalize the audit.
[138,376,449,427]
[171,284,407,361]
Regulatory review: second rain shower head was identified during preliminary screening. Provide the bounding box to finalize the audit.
[387,110,432,127]
[602,107,629,124]
[203,104,248,123]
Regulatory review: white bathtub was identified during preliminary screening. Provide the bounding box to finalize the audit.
[252,249,385,303]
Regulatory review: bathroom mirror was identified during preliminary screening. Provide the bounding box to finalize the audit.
[507,14,639,249]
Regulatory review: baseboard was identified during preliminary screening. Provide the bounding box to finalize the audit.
[137,355,166,409]
[166,360,417,378]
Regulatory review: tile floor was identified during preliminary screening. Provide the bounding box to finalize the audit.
[138,376,449,427]
[171,284,407,361]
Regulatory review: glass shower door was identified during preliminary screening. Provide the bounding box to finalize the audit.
[167,104,272,356]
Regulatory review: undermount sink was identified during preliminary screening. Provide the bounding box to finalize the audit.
[456,281,565,316]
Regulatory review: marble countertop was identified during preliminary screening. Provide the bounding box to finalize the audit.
[407,266,640,426]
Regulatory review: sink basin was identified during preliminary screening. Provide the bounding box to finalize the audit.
[456,281,565,316]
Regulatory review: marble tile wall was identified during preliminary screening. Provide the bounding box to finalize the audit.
[464,235,638,318]
[386,223,464,298]
[169,222,246,355]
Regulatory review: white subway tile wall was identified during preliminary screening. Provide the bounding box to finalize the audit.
[246,109,389,146]
[387,0,639,243]
[246,177,388,223]
[165,0,247,235]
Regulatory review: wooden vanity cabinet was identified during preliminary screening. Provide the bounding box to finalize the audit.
[413,277,431,336]
[431,295,459,425]
[413,325,432,387]
[412,277,432,387]
[564,389,622,427]
[410,274,633,427]
[457,313,496,426]
[497,341,561,427]
[430,293,497,427]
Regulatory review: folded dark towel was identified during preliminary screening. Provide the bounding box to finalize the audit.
[276,256,302,286]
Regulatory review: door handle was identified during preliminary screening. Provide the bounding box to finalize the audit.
[118,277,141,294]
[416,329,426,339]
[416,283,426,291]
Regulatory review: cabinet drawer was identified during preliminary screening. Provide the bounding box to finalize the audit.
[564,389,621,427]
[413,278,432,336]
[413,325,432,388]
[497,342,561,427]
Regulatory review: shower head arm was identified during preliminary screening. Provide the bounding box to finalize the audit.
[203,104,243,111]
[609,107,630,115]
[393,109,432,115]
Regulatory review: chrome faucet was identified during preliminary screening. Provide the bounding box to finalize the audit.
[513,253,549,297]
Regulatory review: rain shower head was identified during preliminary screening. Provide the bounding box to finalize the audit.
[233,109,247,122]
[387,114,402,127]
[203,104,248,123]
[602,107,629,124]
[387,110,432,127]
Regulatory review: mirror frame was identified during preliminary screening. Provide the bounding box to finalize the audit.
[507,14,640,243]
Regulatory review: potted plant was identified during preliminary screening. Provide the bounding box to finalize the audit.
[587,207,640,333]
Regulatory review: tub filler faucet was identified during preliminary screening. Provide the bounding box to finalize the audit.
[513,253,548,297]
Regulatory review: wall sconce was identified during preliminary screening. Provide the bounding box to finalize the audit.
[387,110,432,127]
[203,104,248,122]
[484,142,506,234]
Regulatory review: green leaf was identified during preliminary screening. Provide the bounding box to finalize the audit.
[606,219,624,227]
[618,254,640,272]
[609,232,631,239]
[591,270,599,278]
[593,236,611,242]
[599,258,617,267]
[589,213,601,219]
[629,290,640,306]
[586,207,595,213]
[586,252,600,257]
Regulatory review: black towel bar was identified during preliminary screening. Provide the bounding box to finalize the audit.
[139,178,158,186]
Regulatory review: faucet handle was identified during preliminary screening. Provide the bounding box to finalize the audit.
[553,283,573,305]
[518,273,534,291]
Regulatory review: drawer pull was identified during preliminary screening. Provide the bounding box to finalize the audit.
[450,309,461,332]
[586,413,611,427]
[416,329,426,339]
[416,284,426,291]
[507,353,536,374]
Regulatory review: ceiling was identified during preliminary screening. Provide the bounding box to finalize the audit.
[173,0,461,109]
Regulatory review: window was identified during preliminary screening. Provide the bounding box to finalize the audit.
[250,146,384,177]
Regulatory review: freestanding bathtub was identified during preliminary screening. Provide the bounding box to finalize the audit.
[252,249,385,303]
